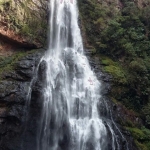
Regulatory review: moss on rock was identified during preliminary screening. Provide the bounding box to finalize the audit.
[0,49,38,80]
[99,55,128,84]
[126,127,150,150]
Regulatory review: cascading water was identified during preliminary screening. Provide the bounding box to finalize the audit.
[37,0,129,150]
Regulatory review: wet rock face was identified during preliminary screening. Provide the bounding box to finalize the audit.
[21,59,47,150]
[0,49,44,150]
[85,49,138,150]
[38,60,47,84]
[0,48,139,150]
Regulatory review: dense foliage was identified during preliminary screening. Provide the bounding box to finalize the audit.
[100,1,150,126]
[79,0,150,149]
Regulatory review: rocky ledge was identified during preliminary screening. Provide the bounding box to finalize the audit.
[0,24,38,49]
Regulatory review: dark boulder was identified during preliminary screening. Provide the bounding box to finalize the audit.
[0,49,44,150]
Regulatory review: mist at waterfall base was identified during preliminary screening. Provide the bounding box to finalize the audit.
[23,0,129,150]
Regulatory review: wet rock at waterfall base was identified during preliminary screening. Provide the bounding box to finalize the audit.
[0,49,44,150]
[38,60,47,83]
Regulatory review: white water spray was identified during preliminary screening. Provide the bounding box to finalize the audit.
[37,0,128,150]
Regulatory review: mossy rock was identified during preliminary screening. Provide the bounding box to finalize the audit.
[126,127,150,150]
[99,55,128,84]
[145,142,150,150]
[126,127,148,141]
[135,140,149,150]
[0,49,38,80]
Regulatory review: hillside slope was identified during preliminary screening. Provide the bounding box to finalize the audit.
[79,0,150,149]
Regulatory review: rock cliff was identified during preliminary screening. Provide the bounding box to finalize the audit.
[0,49,44,150]
[0,0,48,48]
[0,1,48,149]
[0,0,150,149]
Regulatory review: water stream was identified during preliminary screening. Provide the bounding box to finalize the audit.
[37,0,129,149]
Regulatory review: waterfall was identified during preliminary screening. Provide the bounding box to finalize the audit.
[37,0,129,150]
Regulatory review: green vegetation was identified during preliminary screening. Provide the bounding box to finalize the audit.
[100,55,128,84]
[126,127,150,141]
[79,0,119,46]
[126,127,150,150]
[79,0,150,149]
[99,1,150,113]
[0,49,37,80]
[79,0,150,117]
[142,103,150,128]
